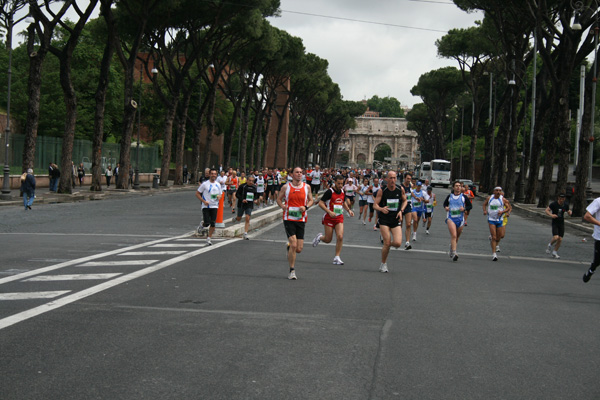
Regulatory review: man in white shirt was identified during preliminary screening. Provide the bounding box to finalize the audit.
[309,165,322,195]
[196,168,223,245]
[583,196,600,282]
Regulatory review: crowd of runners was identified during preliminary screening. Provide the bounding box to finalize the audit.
[195,164,600,283]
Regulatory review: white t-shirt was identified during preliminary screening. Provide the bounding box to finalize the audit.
[216,175,227,192]
[310,170,322,184]
[586,197,600,241]
[198,180,222,209]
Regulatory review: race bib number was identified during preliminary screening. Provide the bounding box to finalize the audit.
[246,192,254,201]
[288,206,302,220]
[426,204,433,212]
[450,208,461,217]
[258,183,264,189]
[490,205,499,211]
[413,201,422,208]
[387,199,399,211]
[268,180,273,185]
[210,193,218,200]
[406,193,412,201]
[333,204,343,215]
[346,189,354,196]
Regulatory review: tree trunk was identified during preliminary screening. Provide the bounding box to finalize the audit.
[21,36,45,172]
[56,60,77,194]
[573,61,596,217]
[555,91,572,196]
[504,87,520,199]
[467,106,482,182]
[538,124,558,208]
[159,99,178,186]
[117,64,137,189]
[239,101,251,171]
[202,84,217,170]
[91,0,116,191]
[174,90,192,186]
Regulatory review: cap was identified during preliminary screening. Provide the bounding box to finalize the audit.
[558,193,566,197]
[27,168,33,174]
[427,186,432,191]
[417,181,422,186]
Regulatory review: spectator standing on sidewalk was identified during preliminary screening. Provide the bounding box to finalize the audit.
[21,168,36,210]
[77,163,85,186]
[105,166,113,188]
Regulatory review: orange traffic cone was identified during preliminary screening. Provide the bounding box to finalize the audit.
[215,193,225,228]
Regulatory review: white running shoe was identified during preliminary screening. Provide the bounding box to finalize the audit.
[453,252,459,262]
[333,256,344,265]
[243,232,249,240]
[495,245,500,252]
[288,270,297,280]
[546,244,552,254]
[552,251,560,259]
[312,233,322,247]
[492,253,498,261]
[412,232,417,242]
[405,241,412,250]
[379,263,388,273]
[362,220,366,225]
[426,229,430,235]
[206,237,212,246]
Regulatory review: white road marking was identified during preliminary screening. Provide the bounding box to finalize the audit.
[0,291,71,300]
[0,233,193,286]
[252,239,587,264]
[150,243,207,247]
[77,260,158,267]
[24,274,122,282]
[118,251,187,256]
[0,239,234,331]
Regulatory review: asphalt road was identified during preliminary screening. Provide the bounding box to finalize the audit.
[0,188,599,399]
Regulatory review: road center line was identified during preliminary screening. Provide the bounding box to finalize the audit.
[251,239,586,264]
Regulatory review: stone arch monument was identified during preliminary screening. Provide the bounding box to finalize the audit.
[338,117,419,169]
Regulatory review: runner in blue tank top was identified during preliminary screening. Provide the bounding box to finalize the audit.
[443,180,473,261]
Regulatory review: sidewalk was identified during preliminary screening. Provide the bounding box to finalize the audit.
[0,181,192,207]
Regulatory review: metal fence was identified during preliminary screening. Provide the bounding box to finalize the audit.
[0,133,160,173]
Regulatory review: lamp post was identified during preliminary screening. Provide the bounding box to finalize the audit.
[1,13,15,199]
[133,65,157,190]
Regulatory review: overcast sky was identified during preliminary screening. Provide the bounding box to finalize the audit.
[267,0,484,107]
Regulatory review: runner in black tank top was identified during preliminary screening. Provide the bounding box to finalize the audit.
[373,170,407,273]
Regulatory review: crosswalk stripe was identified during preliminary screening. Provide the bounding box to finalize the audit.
[0,233,194,286]
[0,239,235,330]
[0,291,71,300]
[118,251,187,256]
[24,274,122,282]
[78,260,159,267]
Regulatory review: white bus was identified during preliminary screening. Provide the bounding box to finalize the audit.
[418,162,431,182]
[430,159,451,188]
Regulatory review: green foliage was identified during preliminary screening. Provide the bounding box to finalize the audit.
[366,95,404,117]
[0,17,124,140]
[373,143,392,162]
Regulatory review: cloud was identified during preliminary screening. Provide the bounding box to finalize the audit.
[268,0,483,107]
